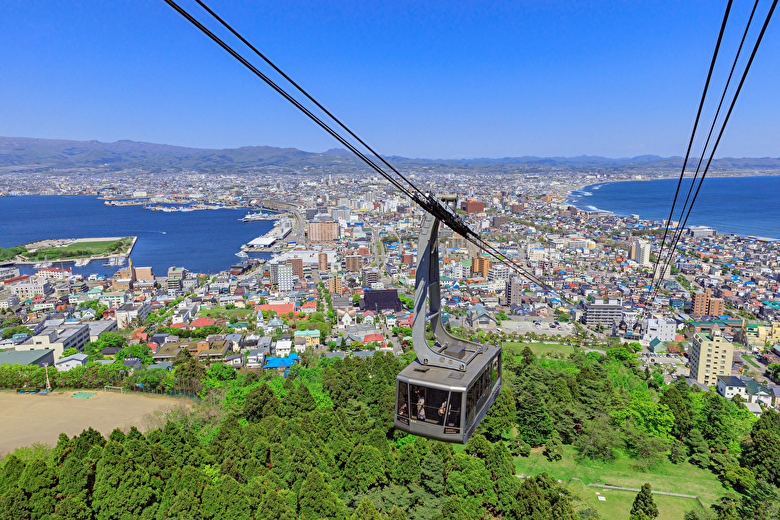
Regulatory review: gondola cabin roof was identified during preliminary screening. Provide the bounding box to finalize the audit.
[397,342,501,389]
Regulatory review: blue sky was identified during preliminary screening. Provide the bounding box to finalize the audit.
[1,1,778,158]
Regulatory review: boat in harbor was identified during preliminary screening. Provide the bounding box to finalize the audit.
[235,251,249,258]
[241,212,276,222]
[74,258,91,267]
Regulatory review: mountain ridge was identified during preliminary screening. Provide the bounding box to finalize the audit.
[1,136,779,171]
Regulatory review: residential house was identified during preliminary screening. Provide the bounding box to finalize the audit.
[465,303,496,328]
[54,353,88,372]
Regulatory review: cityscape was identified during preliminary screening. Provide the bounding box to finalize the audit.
[1,2,780,520]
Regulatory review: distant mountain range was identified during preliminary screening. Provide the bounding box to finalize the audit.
[1,136,779,172]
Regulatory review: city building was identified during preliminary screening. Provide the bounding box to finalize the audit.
[278,263,293,292]
[11,277,52,299]
[692,289,724,317]
[461,200,484,213]
[505,278,525,307]
[584,299,623,327]
[328,274,343,295]
[472,255,492,278]
[488,264,510,281]
[362,267,379,285]
[346,255,362,273]
[716,375,747,400]
[630,240,651,266]
[644,318,676,343]
[308,220,339,242]
[688,324,734,386]
[318,252,329,271]
[115,301,152,329]
[286,257,304,279]
[17,322,90,358]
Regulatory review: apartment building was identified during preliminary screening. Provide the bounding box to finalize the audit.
[278,263,293,292]
[346,255,362,273]
[688,324,734,386]
[308,220,339,242]
[584,299,623,327]
[11,277,53,299]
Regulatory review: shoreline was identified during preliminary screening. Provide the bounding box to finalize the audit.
[12,236,137,265]
[562,174,780,240]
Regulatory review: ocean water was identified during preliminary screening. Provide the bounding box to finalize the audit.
[0,196,274,276]
[568,175,780,238]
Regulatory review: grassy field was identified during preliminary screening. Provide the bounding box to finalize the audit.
[567,479,703,520]
[503,341,573,358]
[198,306,255,319]
[27,237,133,260]
[514,446,723,511]
[742,355,761,369]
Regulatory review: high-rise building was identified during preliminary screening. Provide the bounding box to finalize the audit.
[472,255,492,278]
[269,260,279,285]
[708,298,725,317]
[688,324,734,386]
[328,274,343,295]
[308,220,340,242]
[505,278,525,306]
[318,252,329,271]
[278,264,293,292]
[362,267,379,285]
[631,240,651,266]
[286,257,304,279]
[488,264,510,281]
[692,289,722,316]
[346,255,362,273]
[692,290,710,316]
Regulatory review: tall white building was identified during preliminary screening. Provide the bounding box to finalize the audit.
[278,263,293,292]
[488,264,511,281]
[631,240,651,266]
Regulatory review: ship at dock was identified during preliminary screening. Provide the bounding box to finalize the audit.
[241,212,278,222]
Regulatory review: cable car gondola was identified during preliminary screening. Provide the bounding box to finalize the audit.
[394,195,502,444]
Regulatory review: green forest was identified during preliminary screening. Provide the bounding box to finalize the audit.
[1,343,779,519]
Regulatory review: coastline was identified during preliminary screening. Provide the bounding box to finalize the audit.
[564,170,780,210]
[12,236,138,265]
[563,174,780,240]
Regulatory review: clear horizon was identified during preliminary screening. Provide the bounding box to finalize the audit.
[2,1,779,159]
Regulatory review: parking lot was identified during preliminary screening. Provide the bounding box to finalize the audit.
[639,352,689,379]
[500,317,575,337]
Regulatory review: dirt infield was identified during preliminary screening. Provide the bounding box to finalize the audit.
[0,390,190,455]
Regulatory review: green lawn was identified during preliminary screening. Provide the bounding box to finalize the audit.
[503,341,573,358]
[742,355,761,369]
[567,479,703,520]
[514,446,724,510]
[26,237,133,260]
[198,307,254,319]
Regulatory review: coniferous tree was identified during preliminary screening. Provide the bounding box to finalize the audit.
[91,440,156,520]
[686,428,710,468]
[486,442,514,481]
[256,488,296,520]
[478,386,516,440]
[386,504,408,520]
[420,451,445,496]
[298,468,347,520]
[343,445,387,493]
[350,498,382,520]
[629,483,659,520]
[544,429,564,462]
[392,444,420,486]
[659,386,692,438]
[515,385,553,446]
[464,434,492,459]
